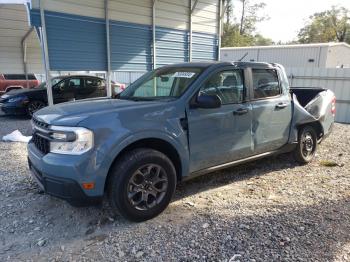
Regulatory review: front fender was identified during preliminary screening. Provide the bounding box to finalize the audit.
[98,129,190,188]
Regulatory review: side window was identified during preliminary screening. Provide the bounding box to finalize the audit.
[85,78,105,89]
[199,70,244,104]
[68,78,81,89]
[252,69,280,99]
[85,78,104,88]
[53,80,66,91]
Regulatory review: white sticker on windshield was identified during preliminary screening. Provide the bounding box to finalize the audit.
[172,72,196,78]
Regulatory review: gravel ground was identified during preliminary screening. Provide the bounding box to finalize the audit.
[0,115,349,262]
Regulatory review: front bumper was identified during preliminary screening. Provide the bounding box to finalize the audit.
[0,102,27,115]
[27,141,106,206]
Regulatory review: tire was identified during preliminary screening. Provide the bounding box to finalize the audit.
[108,148,177,222]
[27,100,46,117]
[293,126,318,164]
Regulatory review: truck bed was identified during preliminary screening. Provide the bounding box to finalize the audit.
[290,87,327,107]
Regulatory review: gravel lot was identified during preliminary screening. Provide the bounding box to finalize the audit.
[0,115,349,261]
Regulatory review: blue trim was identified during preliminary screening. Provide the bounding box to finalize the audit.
[29,9,41,27]
[29,9,218,71]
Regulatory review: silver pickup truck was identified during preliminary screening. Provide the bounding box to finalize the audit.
[28,62,335,221]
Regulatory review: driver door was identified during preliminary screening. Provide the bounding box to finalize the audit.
[187,69,253,173]
[53,78,76,104]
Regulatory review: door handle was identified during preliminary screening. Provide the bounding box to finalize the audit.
[275,102,288,109]
[233,108,248,115]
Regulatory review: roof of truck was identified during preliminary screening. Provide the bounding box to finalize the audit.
[162,61,277,69]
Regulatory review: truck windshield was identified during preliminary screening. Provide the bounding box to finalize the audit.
[119,67,204,101]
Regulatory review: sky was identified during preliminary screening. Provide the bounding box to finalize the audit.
[233,0,350,43]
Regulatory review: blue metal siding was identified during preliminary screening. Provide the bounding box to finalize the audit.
[29,9,41,27]
[110,21,152,71]
[192,32,218,61]
[29,9,218,71]
[31,10,107,71]
[156,27,189,67]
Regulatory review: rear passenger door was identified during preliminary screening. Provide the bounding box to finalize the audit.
[74,77,101,100]
[85,78,107,98]
[250,68,292,153]
[188,68,252,172]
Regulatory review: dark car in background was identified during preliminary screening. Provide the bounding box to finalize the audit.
[0,75,110,117]
[0,74,40,94]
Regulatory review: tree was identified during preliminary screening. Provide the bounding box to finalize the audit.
[223,0,233,24]
[253,33,273,45]
[222,23,254,47]
[297,7,350,44]
[238,0,268,35]
[221,0,272,47]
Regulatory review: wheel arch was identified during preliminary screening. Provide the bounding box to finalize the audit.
[297,121,324,140]
[104,137,184,193]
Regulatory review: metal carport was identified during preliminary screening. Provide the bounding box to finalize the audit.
[0,2,43,81]
[26,0,224,105]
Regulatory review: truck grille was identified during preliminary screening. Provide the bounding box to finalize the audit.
[32,117,50,155]
[32,133,50,155]
[32,117,49,129]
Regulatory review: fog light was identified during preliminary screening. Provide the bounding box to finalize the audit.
[82,182,95,190]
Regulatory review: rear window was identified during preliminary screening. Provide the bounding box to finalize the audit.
[3,74,36,80]
[252,69,280,99]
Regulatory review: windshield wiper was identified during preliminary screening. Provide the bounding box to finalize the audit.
[118,96,161,101]
[118,96,176,102]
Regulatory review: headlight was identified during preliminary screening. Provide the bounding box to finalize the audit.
[8,96,27,103]
[1,94,10,99]
[49,126,94,155]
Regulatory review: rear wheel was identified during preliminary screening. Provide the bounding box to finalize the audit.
[27,100,46,117]
[108,148,176,222]
[293,126,317,164]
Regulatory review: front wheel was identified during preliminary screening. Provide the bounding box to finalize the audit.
[293,126,318,164]
[108,148,177,222]
[27,100,46,117]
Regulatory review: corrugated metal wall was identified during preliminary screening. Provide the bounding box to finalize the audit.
[0,4,43,73]
[40,10,107,71]
[221,45,335,68]
[326,45,350,68]
[29,0,219,72]
[156,27,188,67]
[286,67,350,123]
[110,20,151,71]
[192,31,217,61]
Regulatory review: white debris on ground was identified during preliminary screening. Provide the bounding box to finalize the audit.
[2,130,32,143]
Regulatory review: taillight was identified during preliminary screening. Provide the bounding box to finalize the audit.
[331,96,336,116]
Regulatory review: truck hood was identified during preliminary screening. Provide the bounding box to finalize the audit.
[3,87,45,97]
[34,98,168,126]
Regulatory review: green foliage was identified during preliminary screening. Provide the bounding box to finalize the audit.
[297,7,350,44]
[222,23,273,47]
[221,0,272,47]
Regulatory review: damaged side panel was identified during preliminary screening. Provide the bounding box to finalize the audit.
[289,90,335,143]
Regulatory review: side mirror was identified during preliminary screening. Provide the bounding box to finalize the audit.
[160,76,169,82]
[192,94,221,109]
